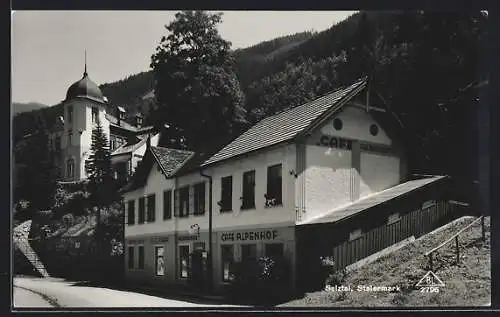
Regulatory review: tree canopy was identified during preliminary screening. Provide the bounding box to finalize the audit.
[149,11,247,153]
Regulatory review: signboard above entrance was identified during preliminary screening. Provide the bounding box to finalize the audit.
[221,229,278,242]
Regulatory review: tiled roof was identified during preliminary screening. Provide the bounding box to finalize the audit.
[298,175,448,226]
[105,113,138,132]
[111,137,147,156]
[202,77,367,166]
[150,146,195,177]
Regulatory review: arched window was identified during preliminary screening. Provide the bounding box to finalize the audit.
[67,158,75,178]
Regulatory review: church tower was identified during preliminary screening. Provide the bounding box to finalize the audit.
[61,53,110,181]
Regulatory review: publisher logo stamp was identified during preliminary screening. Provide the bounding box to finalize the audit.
[416,271,445,293]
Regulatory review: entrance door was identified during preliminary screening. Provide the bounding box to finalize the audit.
[190,243,206,289]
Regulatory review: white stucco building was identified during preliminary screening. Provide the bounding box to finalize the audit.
[45,65,160,184]
[121,77,452,294]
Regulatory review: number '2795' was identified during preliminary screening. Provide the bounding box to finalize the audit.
[420,286,440,293]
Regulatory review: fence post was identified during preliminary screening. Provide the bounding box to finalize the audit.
[481,216,485,241]
[455,236,460,265]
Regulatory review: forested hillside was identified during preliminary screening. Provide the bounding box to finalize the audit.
[13,11,488,203]
[12,102,48,115]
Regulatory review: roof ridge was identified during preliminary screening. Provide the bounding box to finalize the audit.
[150,146,195,155]
[256,77,367,124]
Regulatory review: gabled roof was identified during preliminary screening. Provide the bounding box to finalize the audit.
[298,175,448,226]
[111,136,148,156]
[150,146,195,177]
[121,146,195,193]
[202,77,368,167]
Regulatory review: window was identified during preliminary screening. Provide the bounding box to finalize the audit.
[55,136,61,150]
[370,124,379,136]
[66,158,75,178]
[179,186,189,218]
[265,243,284,260]
[138,246,145,269]
[220,176,232,212]
[92,107,98,124]
[127,246,134,269]
[68,105,73,124]
[163,190,172,220]
[241,170,255,210]
[241,244,257,262]
[147,194,156,223]
[138,197,145,224]
[266,164,282,206]
[179,245,190,278]
[333,118,343,130]
[155,246,165,276]
[194,182,205,215]
[387,212,401,225]
[221,245,235,282]
[68,130,73,145]
[110,137,116,151]
[349,229,363,242]
[127,200,135,225]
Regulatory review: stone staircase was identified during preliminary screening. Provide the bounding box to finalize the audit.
[13,220,50,278]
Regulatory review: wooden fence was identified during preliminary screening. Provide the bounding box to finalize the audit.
[423,215,486,271]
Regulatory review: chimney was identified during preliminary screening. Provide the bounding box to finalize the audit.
[135,110,144,128]
[117,106,126,126]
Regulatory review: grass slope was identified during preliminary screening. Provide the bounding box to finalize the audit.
[281,216,491,307]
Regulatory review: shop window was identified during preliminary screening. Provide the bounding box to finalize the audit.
[138,246,145,269]
[179,245,190,278]
[219,176,232,212]
[163,190,172,220]
[221,245,235,282]
[241,170,255,210]
[127,200,135,225]
[241,244,257,262]
[155,246,165,276]
[127,246,134,269]
[92,107,99,124]
[266,164,282,207]
[147,194,156,223]
[194,182,206,215]
[138,197,145,224]
[265,243,284,260]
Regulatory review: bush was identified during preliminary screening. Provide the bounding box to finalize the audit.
[319,256,348,287]
[231,256,291,302]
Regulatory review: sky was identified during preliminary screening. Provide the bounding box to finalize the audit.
[11,11,357,105]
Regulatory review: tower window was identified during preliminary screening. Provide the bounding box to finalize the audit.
[68,105,73,124]
[67,158,75,178]
[68,130,73,145]
[92,107,99,124]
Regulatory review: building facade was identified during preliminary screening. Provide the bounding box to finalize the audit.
[44,66,160,184]
[122,77,455,293]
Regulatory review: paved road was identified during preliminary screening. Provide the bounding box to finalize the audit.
[14,286,53,308]
[13,277,242,308]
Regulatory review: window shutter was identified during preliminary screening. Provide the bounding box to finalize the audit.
[189,186,194,216]
[174,189,180,217]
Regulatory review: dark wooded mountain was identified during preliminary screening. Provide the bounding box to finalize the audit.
[13,11,488,203]
[13,102,48,115]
